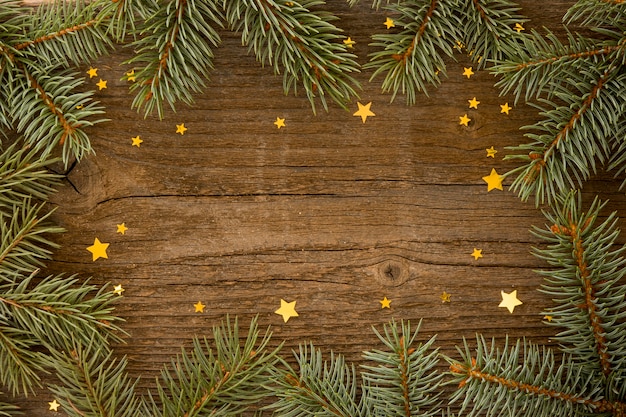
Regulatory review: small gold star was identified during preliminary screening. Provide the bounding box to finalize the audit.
[87,67,98,78]
[468,97,480,109]
[113,284,125,296]
[274,117,285,129]
[126,69,136,82]
[544,315,553,322]
[440,291,451,303]
[353,102,375,123]
[343,37,356,48]
[500,103,512,115]
[194,301,205,313]
[275,299,298,322]
[176,123,188,135]
[116,223,128,234]
[76,104,84,110]
[459,114,471,126]
[131,136,143,147]
[462,67,474,78]
[486,146,497,158]
[482,168,503,191]
[454,40,465,52]
[380,297,391,309]
[96,79,107,90]
[87,238,109,261]
[471,248,483,260]
[384,17,395,29]
[499,290,523,313]
[48,399,60,412]
[514,23,525,32]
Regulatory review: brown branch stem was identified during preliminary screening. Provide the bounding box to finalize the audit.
[14,20,97,51]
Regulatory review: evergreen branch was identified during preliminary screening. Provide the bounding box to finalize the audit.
[361,320,443,417]
[225,0,361,113]
[0,200,62,279]
[365,0,461,104]
[145,316,281,416]
[0,399,22,417]
[96,0,154,42]
[127,0,223,119]
[0,274,125,351]
[268,343,361,417]
[446,336,622,417]
[532,192,626,379]
[0,324,47,396]
[564,0,626,27]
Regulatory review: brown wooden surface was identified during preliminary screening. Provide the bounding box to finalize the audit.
[6,1,626,414]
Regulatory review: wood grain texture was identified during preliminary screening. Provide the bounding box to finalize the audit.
[6,0,626,414]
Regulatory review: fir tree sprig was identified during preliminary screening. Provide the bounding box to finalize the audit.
[0,399,21,417]
[0,325,48,396]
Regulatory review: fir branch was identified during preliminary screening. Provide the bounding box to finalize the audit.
[0,399,22,417]
[532,192,626,379]
[564,0,626,27]
[225,0,361,113]
[0,324,47,396]
[365,0,461,104]
[127,0,224,118]
[96,0,154,42]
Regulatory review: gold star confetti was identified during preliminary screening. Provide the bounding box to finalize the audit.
[471,248,483,260]
[87,238,109,261]
[482,168,503,191]
[48,400,60,412]
[275,299,298,322]
[343,37,356,48]
[285,1,294,5]
[113,284,125,296]
[87,67,98,78]
[194,301,205,313]
[514,23,525,32]
[454,40,465,51]
[500,103,512,115]
[353,101,375,123]
[440,291,451,303]
[459,114,471,126]
[499,290,523,313]
[384,17,395,29]
[380,296,391,309]
[116,223,128,234]
[468,97,480,109]
[486,146,497,158]
[131,136,143,147]
[462,67,474,78]
[76,104,84,110]
[544,315,553,322]
[176,123,188,135]
[274,117,285,129]
[96,79,107,90]
[126,69,136,82]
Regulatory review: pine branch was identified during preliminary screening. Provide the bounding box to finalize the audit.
[0,399,22,417]
[225,0,361,113]
[365,0,461,104]
[0,324,47,396]
[564,0,626,27]
[96,0,154,42]
[126,0,224,119]
[532,192,626,379]
[144,316,281,416]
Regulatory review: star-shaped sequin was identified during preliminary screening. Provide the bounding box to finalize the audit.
[499,290,523,313]
[113,284,125,296]
[176,123,188,135]
[482,168,503,191]
[87,67,98,78]
[514,23,525,32]
[486,146,497,158]
[354,102,375,123]
[131,136,143,147]
[462,67,474,78]
[48,400,60,412]
[471,248,483,260]
[459,114,471,126]
[384,17,395,29]
[275,299,298,322]
[126,69,136,82]
[380,296,391,309]
[440,291,451,303]
[116,223,128,234]
[500,103,512,115]
[274,117,285,129]
[87,238,109,261]
[96,79,107,90]
[468,97,480,109]
[194,301,205,313]
[343,37,356,48]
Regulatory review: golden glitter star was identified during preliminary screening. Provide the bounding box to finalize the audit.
[462,67,474,78]
[113,284,125,296]
[126,69,136,82]
[500,103,512,115]
[87,238,109,261]
[380,296,391,309]
[468,97,480,109]
[96,79,107,90]
[471,248,483,260]
[384,17,395,29]
[514,23,525,32]
[343,37,356,48]
[87,67,98,78]
[48,399,60,412]
[486,146,497,158]
[353,101,375,123]
[131,136,143,147]
[274,117,285,129]
[176,123,188,135]
[544,315,553,322]
[459,114,471,126]
[499,290,523,313]
[482,168,503,191]
[440,291,451,303]
[275,299,298,322]
[194,301,205,313]
[116,223,128,234]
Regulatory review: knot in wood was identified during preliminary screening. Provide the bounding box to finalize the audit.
[376,259,409,286]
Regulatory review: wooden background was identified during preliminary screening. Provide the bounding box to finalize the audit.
[7,0,626,414]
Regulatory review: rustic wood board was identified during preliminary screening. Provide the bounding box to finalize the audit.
[6,0,626,414]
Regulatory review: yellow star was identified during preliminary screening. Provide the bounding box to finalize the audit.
[500,102,512,115]
[499,290,523,313]
[379,296,391,309]
[176,123,187,135]
[482,168,503,191]
[462,67,474,78]
[440,291,451,303]
[87,67,98,78]
[48,399,60,412]
[274,117,285,129]
[194,301,205,313]
[514,23,525,33]
[87,238,109,261]
[543,315,553,322]
[468,97,480,109]
[384,17,395,29]
[486,146,497,158]
[126,69,136,82]
[459,114,471,126]
[113,284,125,296]
[454,40,465,52]
[116,223,128,234]
[131,136,143,147]
[353,101,375,123]
[96,79,107,90]
[471,248,483,260]
[275,299,298,322]
[343,37,356,48]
